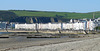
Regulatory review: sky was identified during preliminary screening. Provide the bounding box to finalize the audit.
[0,0,100,13]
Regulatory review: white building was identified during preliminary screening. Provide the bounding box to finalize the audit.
[15,19,98,30]
[38,23,49,29]
[63,23,73,30]
[50,23,61,30]
[15,23,36,29]
[73,22,85,30]
[87,19,98,30]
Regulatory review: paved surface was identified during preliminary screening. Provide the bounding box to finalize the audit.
[9,37,100,51]
[0,34,99,51]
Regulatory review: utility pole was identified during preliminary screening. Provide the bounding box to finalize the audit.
[93,13,95,19]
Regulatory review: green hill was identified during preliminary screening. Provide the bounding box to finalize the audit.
[9,10,100,19]
[0,10,100,23]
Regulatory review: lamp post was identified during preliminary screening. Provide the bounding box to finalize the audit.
[6,23,8,32]
[57,28,61,34]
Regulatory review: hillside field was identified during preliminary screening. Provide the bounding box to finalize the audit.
[0,10,100,23]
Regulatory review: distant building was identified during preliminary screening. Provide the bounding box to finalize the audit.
[96,17,100,26]
[14,18,99,30]
[15,23,36,29]
[0,22,6,29]
[0,22,17,29]
[87,19,97,30]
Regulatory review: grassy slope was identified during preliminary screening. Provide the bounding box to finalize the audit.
[9,10,100,19]
[10,10,66,17]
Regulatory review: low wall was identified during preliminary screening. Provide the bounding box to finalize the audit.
[38,30,96,34]
[0,29,96,34]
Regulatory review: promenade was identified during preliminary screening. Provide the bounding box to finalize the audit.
[0,33,99,51]
[9,35,100,51]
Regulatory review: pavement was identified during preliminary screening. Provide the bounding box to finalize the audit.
[9,35,100,51]
[0,34,99,51]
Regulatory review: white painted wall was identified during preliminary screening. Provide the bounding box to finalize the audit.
[15,24,36,29]
[15,20,97,30]
[73,22,84,30]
